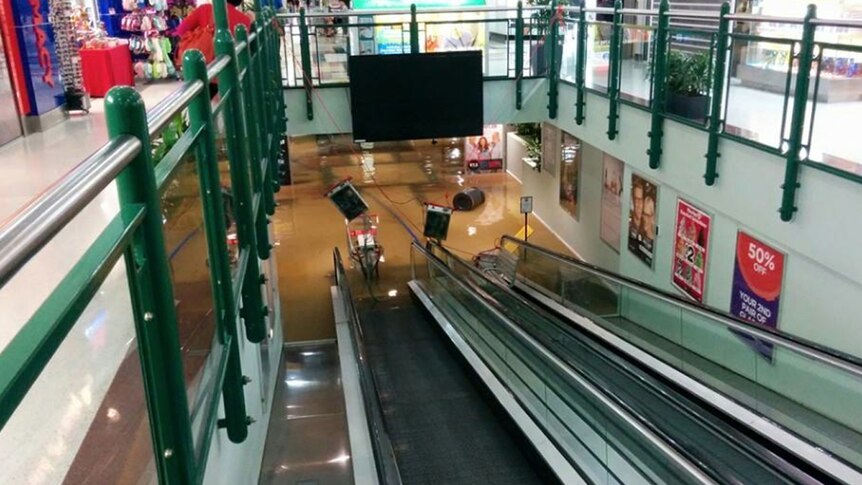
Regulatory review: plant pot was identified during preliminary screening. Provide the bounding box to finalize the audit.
[666,92,708,121]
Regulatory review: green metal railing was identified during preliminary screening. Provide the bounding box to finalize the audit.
[0,0,285,482]
[278,2,861,222]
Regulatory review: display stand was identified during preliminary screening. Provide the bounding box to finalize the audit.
[81,44,135,96]
[50,0,92,112]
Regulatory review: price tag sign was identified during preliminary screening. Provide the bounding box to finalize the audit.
[520,196,533,214]
[730,231,786,360]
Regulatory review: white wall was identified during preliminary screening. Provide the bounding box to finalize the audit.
[507,132,620,272]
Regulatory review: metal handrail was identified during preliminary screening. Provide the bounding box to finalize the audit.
[500,235,862,380]
[0,135,141,286]
[333,248,402,485]
[411,242,716,484]
[147,79,205,138]
[276,4,860,28]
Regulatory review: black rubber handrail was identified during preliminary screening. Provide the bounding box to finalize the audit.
[500,235,862,380]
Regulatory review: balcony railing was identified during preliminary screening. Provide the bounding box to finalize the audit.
[0,2,285,484]
[278,1,862,222]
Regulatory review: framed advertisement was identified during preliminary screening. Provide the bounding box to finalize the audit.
[600,154,623,252]
[730,231,786,361]
[558,131,581,219]
[541,123,559,176]
[465,124,504,172]
[627,173,658,268]
[671,199,711,302]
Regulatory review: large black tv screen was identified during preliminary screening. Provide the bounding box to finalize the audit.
[348,51,483,142]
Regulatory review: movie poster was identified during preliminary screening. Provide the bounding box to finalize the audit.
[627,173,658,268]
[730,231,786,361]
[672,199,711,302]
[558,131,581,219]
[600,154,623,252]
[542,123,559,176]
[465,124,504,172]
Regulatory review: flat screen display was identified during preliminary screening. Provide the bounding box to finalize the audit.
[348,51,483,142]
[325,180,369,221]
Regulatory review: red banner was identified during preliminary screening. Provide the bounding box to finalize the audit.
[672,199,711,302]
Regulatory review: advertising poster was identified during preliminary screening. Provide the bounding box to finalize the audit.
[425,19,485,52]
[600,154,623,252]
[465,124,504,172]
[542,123,559,176]
[730,231,786,361]
[559,131,581,219]
[672,199,711,302]
[627,173,657,268]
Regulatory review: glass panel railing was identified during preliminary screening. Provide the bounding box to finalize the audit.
[158,148,226,460]
[560,18,579,83]
[805,44,862,175]
[618,24,653,107]
[724,36,797,149]
[0,260,157,485]
[502,236,862,471]
[411,244,712,485]
[586,21,612,92]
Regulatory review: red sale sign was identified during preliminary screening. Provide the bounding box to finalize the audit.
[672,199,711,302]
[730,232,786,360]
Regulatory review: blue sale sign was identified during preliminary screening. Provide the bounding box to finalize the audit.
[729,231,785,361]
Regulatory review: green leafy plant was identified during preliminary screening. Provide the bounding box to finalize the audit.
[515,123,542,158]
[665,50,711,97]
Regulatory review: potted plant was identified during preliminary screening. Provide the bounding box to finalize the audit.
[664,50,711,121]
[515,123,542,171]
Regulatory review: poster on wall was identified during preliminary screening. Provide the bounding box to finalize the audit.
[627,173,658,268]
[465,124,504,172]
[672,199,711,302]
[600,154,623,252]
[425,21,485,52]
[558,131,581,219]
[730,231,786,361]
[541,123,559,176]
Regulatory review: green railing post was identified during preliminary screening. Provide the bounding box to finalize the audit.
[575,2,587,124]
[105,86,196,485]
[547,0,559,119]
[236,26,273,264]
[607,0,622,139]
[515,1,524,109]
[410,4,420,53]
[647,0,669,169]
[779,4,816,222]
[299,8,314,120]
[704,2,730,186]
[252,24,275,260]
[183,50,250,442]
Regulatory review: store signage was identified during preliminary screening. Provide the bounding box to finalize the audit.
[354,0,485,10]
[671,199,711,302]
[28,0,55,87]
[730,231,785,361]
[520,196,533,214]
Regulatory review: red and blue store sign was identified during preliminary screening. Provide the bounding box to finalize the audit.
[0,0,64,116]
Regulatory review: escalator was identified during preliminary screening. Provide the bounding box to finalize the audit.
[332,248,556,485]
[334,240,862,485]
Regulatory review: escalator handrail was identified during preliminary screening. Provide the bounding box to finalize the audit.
[333,248,403,485]
[432,242,861,484]
[500,235,862,380]
[411,242,718,485]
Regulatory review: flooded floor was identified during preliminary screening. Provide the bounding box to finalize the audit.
[273,134,572,342]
